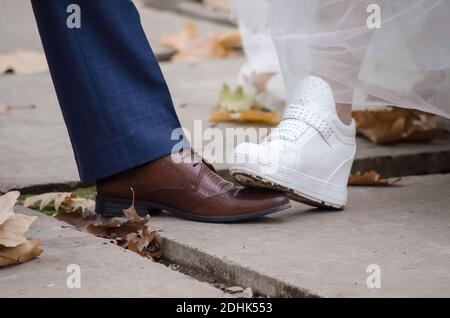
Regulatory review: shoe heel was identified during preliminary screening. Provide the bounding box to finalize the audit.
[95,195,150,217]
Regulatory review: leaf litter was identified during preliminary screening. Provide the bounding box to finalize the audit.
[161,20,241,62]
[53,188,161,261]
[349,171,401,186]
[0,191,43,267]
[24,192,94,216]
[0,48,48,75]
[0,103,35,115]
[353,108,438,144]
[210,84,282,125]
[236,72,439,144]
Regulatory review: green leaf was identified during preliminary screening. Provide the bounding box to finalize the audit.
[218,84,253,112]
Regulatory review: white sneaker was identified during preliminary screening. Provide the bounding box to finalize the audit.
[229,76,356,209]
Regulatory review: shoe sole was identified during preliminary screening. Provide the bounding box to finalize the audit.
[230,155,346,210]
[95,195,291,223]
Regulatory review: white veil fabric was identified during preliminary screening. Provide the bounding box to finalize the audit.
[232,0,450,118]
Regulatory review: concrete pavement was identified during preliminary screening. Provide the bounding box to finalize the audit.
[0,207,229,298]
[2,57,450,192]
[2,1,450,192]
[4,174,448,297]
[0,0,235,192]
[153,174,450,297]
[1,0,450,298]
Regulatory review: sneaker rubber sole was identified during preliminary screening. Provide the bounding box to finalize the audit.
[230,155,347,210]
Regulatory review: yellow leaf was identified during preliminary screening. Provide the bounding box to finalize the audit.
[210,109,281,125]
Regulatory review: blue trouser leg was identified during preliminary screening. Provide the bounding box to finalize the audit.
[31,0,183,183]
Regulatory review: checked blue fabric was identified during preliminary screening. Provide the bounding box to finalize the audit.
[31,0,184,183]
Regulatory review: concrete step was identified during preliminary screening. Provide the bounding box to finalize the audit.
[2,58,450,192]
[151,174,450,297]
[0,206,229,298]
[137,1,234,61]
[162,58,450,179]
[142,0,234,27]
[0,1,233,61]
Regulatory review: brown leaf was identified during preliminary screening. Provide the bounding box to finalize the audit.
[122,188,143,222]
[0,238,43,267]
[147,250,162,260]
[161,20,197,50]
[0,49,48,75]
[0,191,20,226]
[202,0,232,12]
[161,21,241,62]
[56,209,94,231]
[0,103,35,115]
[54,188,160,260]
[217,30,242,51]
[172,35,229,62]
[349,171,401,186]
[353,107,439,144]
[0,103,10,114]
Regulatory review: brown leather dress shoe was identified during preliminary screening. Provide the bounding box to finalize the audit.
[95,150,290,223]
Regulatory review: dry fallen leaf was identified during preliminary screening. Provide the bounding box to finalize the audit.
[0,48,48,75]
[0,238,42,267]
[210,84,282,125]
[0,213,37,247]
[122,189,143,221]
[161,20,197,50]
[65,197,97,215]
[24,192,94,214]
[0,191,37,248]
[0,191,19,226]
[353,107,439,144]
[349,171,401,186]
[0,103,36,116]
[210,109,282,125]
[0,191,43,267]
[24,192,72,212]
[56,188,160,261]
[0,102,10,115]
[161,21,241,62]
[56,209,95,231]
[202,0,232,12]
